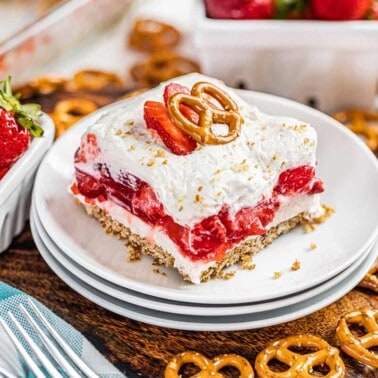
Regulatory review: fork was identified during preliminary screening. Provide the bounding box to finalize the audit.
[0,298,99,378]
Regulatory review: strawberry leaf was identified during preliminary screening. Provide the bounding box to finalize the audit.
[0,76,44,137]
[275,0,307,18]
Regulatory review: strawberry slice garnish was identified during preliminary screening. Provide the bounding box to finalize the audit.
[0,77,43,179]
[163,83,199,125]
[144,101,197,155]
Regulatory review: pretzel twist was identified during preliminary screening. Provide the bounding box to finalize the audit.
[51,98,98,137]
[358,259,378,293]
[164,351,254,378]
[130,51,200,86]
[255,335,345,378]
[68,70,123,91]
[336,307,378,368]
[333,109,378,153]
[129,19,181,52]
[167,81,242,145]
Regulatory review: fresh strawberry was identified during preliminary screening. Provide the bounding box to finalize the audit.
[163,83,199,124]
[144,101,197,155]
[163,83,190,104]
[0,77,43,179]
[205,0,274,19]
[368,0,378,19]
[311,0,371,20]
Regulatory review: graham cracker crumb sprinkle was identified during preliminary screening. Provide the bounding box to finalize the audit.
[274,271,283,279]
[291,260,301,271]
[280,161,286,168]
[194,194,203,203]
[218,271,235,280]
[313,204,335,224]
[310,243,317,250]
[124,131,132,136]
[303,223,317,233]
[241,254,256,270]
[155,150,165,158]
[147,160,155,167]
[178,205,184,212]
[129,145,136,151]
[272,153,279,161]
[127,119,134,126]
[303,137,310,145]
[198,185,203,192]
[152,267,166,276]
[162,159,168,165]
[115,129,122,136]
[215,169,223,175]
[247,141,256,147]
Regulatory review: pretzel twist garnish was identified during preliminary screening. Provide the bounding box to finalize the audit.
[336,307,378,368]
[333,109,378,153]
[130,51,200,86]
[51,98,98,137]
[255,335,345,378]
[167,81,242,145]
[129,19,181,52]
[164,351,254,378]
[358,259,378,293]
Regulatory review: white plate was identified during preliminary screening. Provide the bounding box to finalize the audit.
[32,204,375,317]
[33,90,378,304]
[30,213,378,331]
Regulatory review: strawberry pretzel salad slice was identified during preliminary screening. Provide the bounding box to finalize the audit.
[70,73,324,284]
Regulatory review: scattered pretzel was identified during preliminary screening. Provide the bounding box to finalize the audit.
[336,307,378,368]
[255,334,345,378]
[333,109,378,154]
[15,75,68,98]
[358,259,378,293]
[164,351,254,378]
[51,98,98,137]
[67,70,123,91]
[130,51,200,87]
[168,81,243,144]
[129,19,181,52]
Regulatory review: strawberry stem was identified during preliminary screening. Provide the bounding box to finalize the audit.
[0,76,43,137]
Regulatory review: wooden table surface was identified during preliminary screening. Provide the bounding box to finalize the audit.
[0,225,377,378]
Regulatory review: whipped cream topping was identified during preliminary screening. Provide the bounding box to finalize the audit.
[75,73,319,226]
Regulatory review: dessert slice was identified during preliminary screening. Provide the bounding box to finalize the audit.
[71,73,324,283]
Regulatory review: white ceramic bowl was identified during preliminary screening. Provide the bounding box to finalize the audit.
[0,114,54,253]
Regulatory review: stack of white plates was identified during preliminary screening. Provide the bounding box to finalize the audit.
[30,90,378,331]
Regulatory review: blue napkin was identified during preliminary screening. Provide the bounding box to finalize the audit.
[0,282,125,378]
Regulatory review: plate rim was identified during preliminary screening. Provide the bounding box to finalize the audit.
[30,212,378,331]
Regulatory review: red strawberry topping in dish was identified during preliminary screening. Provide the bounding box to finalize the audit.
[0,77,43,180]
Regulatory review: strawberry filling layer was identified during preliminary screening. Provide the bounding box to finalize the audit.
[73,156,323,262]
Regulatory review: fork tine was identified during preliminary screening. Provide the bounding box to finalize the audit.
[6,312,63,378]
[20,304,81,378]
[27,299,100,378]
[0,318,45,378]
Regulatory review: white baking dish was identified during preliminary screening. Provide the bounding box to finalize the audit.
[193,0,378,112]
[0,114,54,252]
